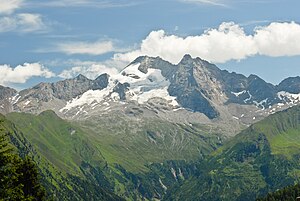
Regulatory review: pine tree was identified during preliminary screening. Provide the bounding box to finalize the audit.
[17,157,46,200]
[0,120,24,200]
[0,119,46,200]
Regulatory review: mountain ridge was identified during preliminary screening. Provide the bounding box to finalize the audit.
[165,105,300,201]
[0,55,299,200]
[0,55,299,136]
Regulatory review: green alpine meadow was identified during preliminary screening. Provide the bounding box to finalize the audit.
[1,98,300,200]
[1,0,300,200]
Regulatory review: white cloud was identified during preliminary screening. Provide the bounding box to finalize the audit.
[0,13,47,33]
[55,40,116,55]
[114,22,256,64]
[179,0,227,7]
[0,0,23,15]
[0,63,55,85]
[32,0,139,8]
[254,21,300,57]
[58,63,119,79]
[114,21,300,64]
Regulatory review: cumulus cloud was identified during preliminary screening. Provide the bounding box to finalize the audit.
[0,0,23,15]
[114,21,300,64]
[0,13,47,33]
[55,40,116,55]
[0,63,55,85]
[254,22,300,57]
[58,63,119,79]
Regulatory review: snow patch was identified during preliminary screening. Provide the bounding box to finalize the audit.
[131,87,178,106]
[231,90,246,97]
[170,168,177,180]
[10,94,21,104]
[159,178,167,191]
[178,168,185,180]
[61,88,112,112]
[243,91,252,103]
[117,63,178,106]
[110,92,120,101]
[253,98,268,110]
[277,91,300,104]
[173,107,184,112]
[70,130,76,135]
[102,102,109,106]
[24,100,31,106]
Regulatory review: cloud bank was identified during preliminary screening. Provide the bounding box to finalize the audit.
[59,63,119,79]
[55,40,116,55]
[0,0,49,33]
[0,13,47,33]
[0,0,23,15]
[179,0,227,7]
[34,0,139,8]
[114,21,300,64]
[2,21,300,86]
[0,63,55,85]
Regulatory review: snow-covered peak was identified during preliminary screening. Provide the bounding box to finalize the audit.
[60,63,179,113]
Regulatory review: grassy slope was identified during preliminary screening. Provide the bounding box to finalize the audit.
[78,114,223,173]
[5,106,300,200]
[5,110,225,200]
[1,112,123,201]
[166,105,300,201]
[7,110,223,173]
[6,111,106,175]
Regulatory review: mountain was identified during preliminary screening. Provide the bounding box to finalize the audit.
[0,55,298,142]
[1,55,298,123]
[4,100,300,201]
[165,105,300,201]
[0,86,17,114]
[277,76,300,94]
[1,55,300,200]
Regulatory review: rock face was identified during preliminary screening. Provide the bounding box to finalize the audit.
[167,55,221,119]
[8,74,110,114]
[0,86,17,100]
[277,76,300,94]
[125,54,297,118]
[18,74,109,102]
[0,55,300,124]
[0,86,17,114]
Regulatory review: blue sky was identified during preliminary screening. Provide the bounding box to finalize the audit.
[0,0,300,89]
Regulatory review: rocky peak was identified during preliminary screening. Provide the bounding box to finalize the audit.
[0,86,17,114]
[277,76,300,94]
[2,55,300,122]
[179,54,193,64]
[168,55,221,119]
[0,85,17,100]
[75,74,89,81]
[92,73,110,90]
[128,55,154,74]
